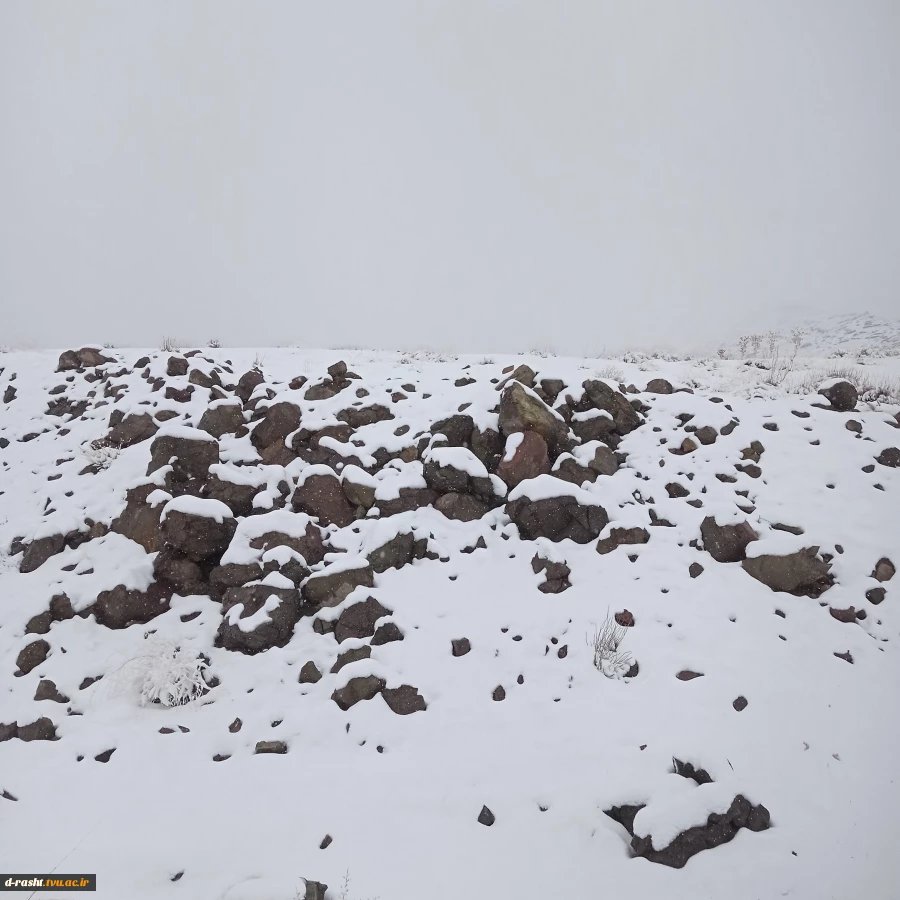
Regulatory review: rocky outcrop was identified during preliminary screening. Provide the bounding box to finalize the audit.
[506,477,609,544]
[216,587,304,653]
[700,517,758,563]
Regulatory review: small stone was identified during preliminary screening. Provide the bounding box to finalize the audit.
[452,638,471,657]
[478,805,495,826]
[733,696,748,712]
[320,834,333,849]
[689,562,704,578]
[228,718,242,733]
[492,685,506,701]
[676,670,704,681]
[94,748,116,763]
[255,740,288,754]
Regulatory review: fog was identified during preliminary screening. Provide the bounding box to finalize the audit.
[2,1,898,354]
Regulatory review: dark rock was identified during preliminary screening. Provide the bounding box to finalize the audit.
[20,534,66,573]
[161,504,236,562]
[249,525,326,566]
[299,661,323,684]
[498,382,568,452]
[615,610,635,627]
[34,679,69,703]
[305,565,375,611]
[147,431,219,491]
[198,402,245,438]
[153,547,204,592]
[331,675,386,710]
[17,717,58,742]
[694,425,718,445]
[741,441,765,463]
[331,645,372,674]
[434,492,490,522]
[829,606,857,623]
[645,378,673,394]
[471,426,503,472]
[596,527,650,555]
[478,805,495,826]
[57,347,114,371]
[167,357,189,377]
[496,363,536,390]
[452,638,471,657]
[818,379,858,412]
[630,794,769,868]
[209,563,263,594]
[866,587,886,605]
[667,482,689,499]
[497,431,550,488]
[492,685,506,701]
[216,586,304,653]
[742,548,832,594]
[382,684,427,715]
[367,532,415,573]
[109,412,158,447]
[371,622,404,645]
[94,582,173,629]
[16,639,50,675]
[229,718,243,733]
[676,670,704,681]
[111,484,165,552]
[581,380,643,434]
[292,471,356,528]
[255,740,288,754]
[506,488,608,544]
[700,517,758,563]
[164,386,194,403]
[94,748,116,763]
[430,414,475,447]
[873,558,895,582]
[236,369,265,403]
[334,596,391,643]
[733,696,748,712]
[689,562,704,578]
[377,487,438,517]
[251,402,302,451]
[337,405,393,428]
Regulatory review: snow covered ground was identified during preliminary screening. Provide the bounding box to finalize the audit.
[1,346,899,900]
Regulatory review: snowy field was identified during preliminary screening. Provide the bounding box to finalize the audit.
[1,345,899,900]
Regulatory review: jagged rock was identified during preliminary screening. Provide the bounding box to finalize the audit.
[236,368,265,403]
[507,483,608,544]
[16,639,50,675]
[299,881,328,900]
[741,441,765,463]
[248,526,326,568]
[496,364,536,391]
[452,638,471,657]
[872,558,895,582]
[161,499,236,561]
[202,472,259,517]
[742,548,832,594]
[645,378,673,394]
[829,606,857,623]
[540,379,566,404]
[382,685,427,715]
[34,680,69,703]
[596,527,650,555]
[152,547,204,592]
[499,382,568,452]
[818,379,858,412]
[371,622,405,645]
[334,596,392,642]
[331,675,386,710]
[57,347,114,371]
[342,467,377,509]
[431,414,475,447]
[866,587,886,605]
[497,431,550,488]
[377,487,438,517]
[434,492,490,522]
[216,586,304,653]
[209,563,263,595]
[304,564,375,610]
[700,517,758,563]
[471,426,503,473]
[50,593,75,621]
[109,412,158,447]
[198,401,245,438]
[17,717,58,742]
[164,385,194,403]
[631,794,770,868]
[478,805,495,826]
[251,402,302,450]
[581,380,643,434]
[693,425,718,445]
[531,554,571,593]
[292,470,356,528]
[166,356,189,377]
[367,532,415,573]
[20,534,66,573]
[667,482,689,499]
[94,582,173,629]
[299,661,323,684]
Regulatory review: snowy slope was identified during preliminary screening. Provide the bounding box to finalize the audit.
[1,346,899,900]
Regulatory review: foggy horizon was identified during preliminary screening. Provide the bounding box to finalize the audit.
[2,2,898,354]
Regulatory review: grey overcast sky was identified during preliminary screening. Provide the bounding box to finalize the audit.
[1,1,898,354]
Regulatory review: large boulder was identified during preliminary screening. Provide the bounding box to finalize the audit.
[337,404,393,428]
[742,548,832,594]
[430,415,475,447]
[506,476,608,544]
[498,382,568,453]
[435,492,490,522]
[57,347,114,371]
[470,426,503,473]
[700,517,758,563]
[15,639,50,675]
[160,497,236,562]
[497,431,550,488]
[19,534,66,573]
[292,468,356,528]
[332,675,386,710]
[423,446,498,502]
[250,402,302,451]
[367,532,415,574]
[334,596,392,642]
[216,586,304,653]
[581,380,643,434]
[818,379,857,412]
[147,427,219,494]
[248,524,326,566]
[236,368,265,403]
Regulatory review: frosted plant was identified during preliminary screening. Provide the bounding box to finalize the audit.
[82,440,120,470]
[133,638,210,707]
[586,612,632,679]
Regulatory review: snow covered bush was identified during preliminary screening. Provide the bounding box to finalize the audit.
[82,439,120,470]
[160,335,180,352]
[132,638,210,707]
[207,338,221,348]
[586,613,632,679]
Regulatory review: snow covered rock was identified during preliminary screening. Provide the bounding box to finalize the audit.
[160,497,236,562]
[15,639,49,675]
[333,596,392,643]
[506,476,609,544]
[198,400,245,438]
[250,401,302,451]
[497,431,550,488]
[93,581,173,629]
[742,547,832,595]
[581,379,643,435]
[304,562,375,610]
[499,381,568,454]
[367,532,415,573]
[434,492,491,522]
[700,516,758,563]
[596,527,650,555]
[331,674,386,710]
[645,378,674,394]
[216,586,304,654]
[108,412,158,447]
[382,684,427,715]
[292,467,356,528]
[111,484,167,552]
[147,427,219,494]
[817,378,858,411]
[430,414,475,447]
[19,533,65,573]
[56,347,114,371]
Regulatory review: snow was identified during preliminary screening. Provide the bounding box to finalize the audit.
[154,423,217,442]
[502,432,524,462]
[160,496,234,523]
[507,473,604,504]
[423,445,489,479]
[0,345,899,900]
[225,593,281,632]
